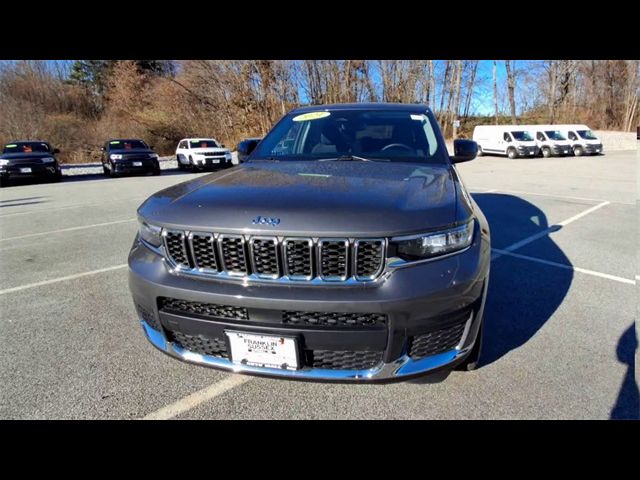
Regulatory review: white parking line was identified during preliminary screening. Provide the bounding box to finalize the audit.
[142,375,252,420]
[0,195,147,218]
[472,188,633,205]
[492,201,610,260]
[0,219,136,242]
[492,248,636,285]
[0,264,128,295]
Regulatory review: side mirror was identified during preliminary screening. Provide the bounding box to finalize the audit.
[451,139,477,163]
[53,148,60,154]
[246,142,258,156]
[149,145,154,150]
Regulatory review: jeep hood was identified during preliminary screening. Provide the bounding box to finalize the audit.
[139,161,458,236]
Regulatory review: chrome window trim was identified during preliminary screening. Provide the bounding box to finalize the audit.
[248,236,281,279]
[353,238,386,281]
[217,234,249,276]
[317,238,350,282]
[282,237,314,281]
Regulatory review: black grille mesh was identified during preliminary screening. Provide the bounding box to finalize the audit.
[308,350,383,370]
[285,240,313,278]
[137,303,160,330]
[356,240,384,278]
[220,236,247,274]
[191,234,218,270]
[320,240,348,278]
[409,321,467,359]
[165,231,189,267]
[170,331,229,358]
[283,311,386,327]
[160,297,249,320]
[251,239,279,276]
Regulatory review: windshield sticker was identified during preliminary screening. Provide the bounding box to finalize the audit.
[410,114,425,121]
[110,141,121,145]
[293,111,331,122]
[5,144,17,148]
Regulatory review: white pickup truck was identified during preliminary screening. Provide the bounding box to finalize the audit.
[175,138,233,171]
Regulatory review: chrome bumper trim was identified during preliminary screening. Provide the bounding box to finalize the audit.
[140,314,475,381]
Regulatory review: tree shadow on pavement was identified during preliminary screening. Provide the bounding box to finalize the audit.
[472,193,573,367]
[610,323,639,419]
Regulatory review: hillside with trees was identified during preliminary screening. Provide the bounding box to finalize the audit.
[0,60,637,163]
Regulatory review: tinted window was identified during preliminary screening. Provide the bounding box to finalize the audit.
[511,131,533,141]
[3,142,50,153]
[577,130,597,140]
[503,132,512,142]
[252,110,445,164]
[568,131,578,140]
[544,130,566,140]
[536,132,546,141]
[190,140,220,148]
[109,140,148,150]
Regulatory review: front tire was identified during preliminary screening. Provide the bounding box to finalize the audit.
[573,146,584,157]
[507,147,518,159]
[177,155,185,170]
[541,147,552,158]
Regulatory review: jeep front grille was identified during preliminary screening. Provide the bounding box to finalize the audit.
[162,230,385,283]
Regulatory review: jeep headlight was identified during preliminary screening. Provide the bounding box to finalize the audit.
[110,154,123,160]
[392,220,474,261]
[149,154,159,160]
[0,159,9,166]
[41,157,56,163]
[138,217,162,248]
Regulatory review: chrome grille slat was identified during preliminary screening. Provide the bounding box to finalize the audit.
[318,239,349,281]
[218,235,248,275]
[283,238,313,280]
[163,230,191,269]
[249,237,280,278]
[188,232,219,271]
[162,230,385,283]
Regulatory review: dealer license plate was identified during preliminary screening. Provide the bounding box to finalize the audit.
[132,161,143,166]
[20,167,32,173]
[226,331,299,370]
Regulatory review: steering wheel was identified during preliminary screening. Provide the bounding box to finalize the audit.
[381,143,413,152]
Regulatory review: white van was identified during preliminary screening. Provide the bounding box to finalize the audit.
[472,125,539,159]
[519,125,573,157]
[554,125,603,156]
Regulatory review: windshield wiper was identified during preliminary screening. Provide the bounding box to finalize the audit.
[317,155,390,163]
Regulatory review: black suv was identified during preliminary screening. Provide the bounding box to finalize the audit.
[0,141,62,187]
[101,139,161,177]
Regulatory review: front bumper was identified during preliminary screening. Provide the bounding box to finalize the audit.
[1,163,60,179]
[516,146,539,157]
[193,157,233,169]
[129,224,490,381]
[551,146,572,156]
[113,160,159,174]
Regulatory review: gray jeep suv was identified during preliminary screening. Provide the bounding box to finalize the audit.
[129,103,491,381]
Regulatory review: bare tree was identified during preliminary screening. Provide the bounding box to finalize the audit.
[492,60,499,124]
[505,60,517,123]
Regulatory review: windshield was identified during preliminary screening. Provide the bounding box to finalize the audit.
[251,109,446,164]
[511,131,533,141]
[3,142,50,153]
[109,140,148,150]
[544,131,567,141]
[577,130,598,140]
[190,140,220,148]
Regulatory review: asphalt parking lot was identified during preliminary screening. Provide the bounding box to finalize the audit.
[0,150,637,419]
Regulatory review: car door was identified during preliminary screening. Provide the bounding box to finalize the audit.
[502,132,513,154]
